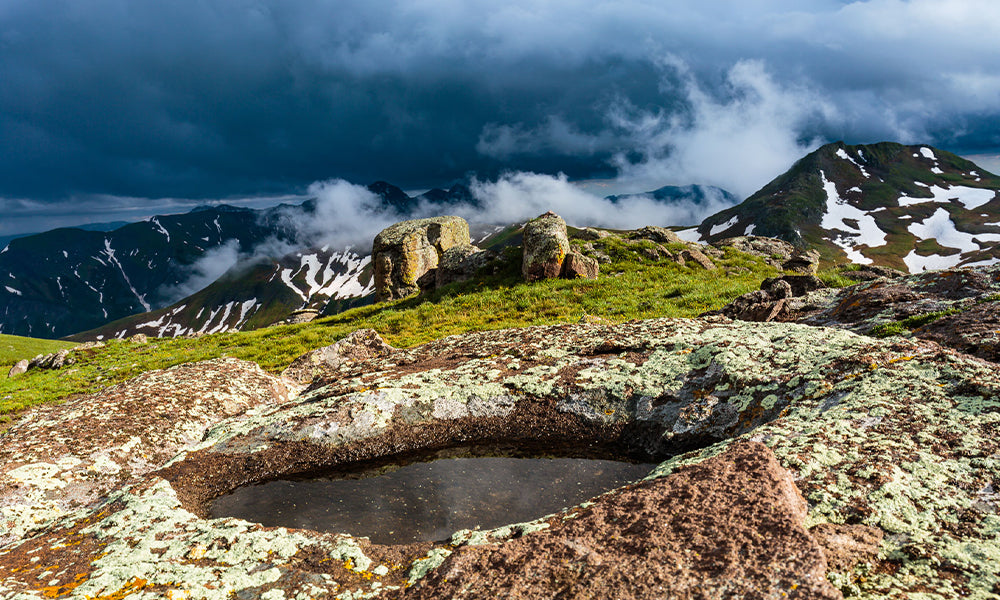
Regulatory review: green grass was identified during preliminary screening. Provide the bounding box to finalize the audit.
[869,308,962,338]
[0,334,76,370]
[1,245,785,420]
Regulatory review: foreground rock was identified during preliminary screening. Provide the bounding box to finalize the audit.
[373,216,471,301]
[2,317,999,598]
[408,442,847,599]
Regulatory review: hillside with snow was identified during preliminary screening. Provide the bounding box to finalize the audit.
[694,142,1000,272]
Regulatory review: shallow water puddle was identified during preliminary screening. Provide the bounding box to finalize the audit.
[211,455,655,544]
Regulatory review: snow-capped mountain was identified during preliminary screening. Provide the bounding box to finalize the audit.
[69,247,374,341]
[695,142,1000,272]
[0,205,305,338]
[0,181,424,339]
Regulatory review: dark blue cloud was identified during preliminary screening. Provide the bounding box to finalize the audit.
[2,0,999,206]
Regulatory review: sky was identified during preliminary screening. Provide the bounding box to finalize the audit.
[3,0,1000,236]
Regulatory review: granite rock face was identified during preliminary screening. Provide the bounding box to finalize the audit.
[2,314,1000,598]
[407,441,846,600]
[522,212,570,281]
[373,216,471,302]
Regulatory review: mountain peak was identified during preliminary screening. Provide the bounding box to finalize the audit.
[696,142,1000,272]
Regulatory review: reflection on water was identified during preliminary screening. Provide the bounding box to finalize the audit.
[210,455,654,545]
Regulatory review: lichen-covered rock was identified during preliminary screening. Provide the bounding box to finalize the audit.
[373,216,470,302]
[522,211,569,281]
[435,244,495,288]
[713,235,796,269]
[679,247,716,270]
[788,264,1000,362]
[282,328,397,384]
[561,251,599,279]
[3,315,1000,598]
[6,359,28,378]
[784,249,822,274]
[0,358,299,546]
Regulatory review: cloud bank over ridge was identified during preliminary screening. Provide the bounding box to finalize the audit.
[3,0,1000,216]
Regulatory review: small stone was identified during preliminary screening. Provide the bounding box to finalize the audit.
[679,248,715,270]
[561,252,599,280]
[130,333,149,344]
[7,359,28,378]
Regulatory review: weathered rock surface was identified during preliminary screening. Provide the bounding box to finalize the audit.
[2,315,999,598]
[407,441,844,600]
[5,360,28,378]
[785,264,1000,362]
[713,235,797,269]
[435,244,495,288]
[560,251,599,279]
[522,212,570,281]
[373,216,470,301]
[0,358,299,547]
[282,329,397,384]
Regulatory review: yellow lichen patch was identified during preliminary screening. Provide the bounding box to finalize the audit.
[39,572,88,598]
[86,577,148,600]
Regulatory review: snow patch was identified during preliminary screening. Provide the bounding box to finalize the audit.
[150,218,170,242]
[674,227,703,243]
[903,207,1000,272]
[744,224,756,236]
[62,250,68,258]
[709,216,739,237]
[836,148,870,178]
[919,147,937,161]
[898,185,996,210]
[818,170,886,265]
[4,286,21,296]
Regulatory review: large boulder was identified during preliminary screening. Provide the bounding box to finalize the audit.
[522,211,570,281]
[435,244,496,288]
[373,216,470,302]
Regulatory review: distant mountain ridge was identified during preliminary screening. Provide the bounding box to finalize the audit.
[695,142,1000,272]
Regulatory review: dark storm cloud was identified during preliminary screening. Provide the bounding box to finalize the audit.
[2,0,1000,209]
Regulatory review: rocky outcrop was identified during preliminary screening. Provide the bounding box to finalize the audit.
[373,216,470,301]
[712,235,800,270]
[522,212,571,281]
[784,263,1000,363]
[2,316,999,597]
[710,275,825,322]
[6,342,107,378]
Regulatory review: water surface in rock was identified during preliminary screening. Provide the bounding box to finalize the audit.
[211,452,655,544]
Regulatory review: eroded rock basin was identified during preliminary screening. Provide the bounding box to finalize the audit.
[210,446,656,545]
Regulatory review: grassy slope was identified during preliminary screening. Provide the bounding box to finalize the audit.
[0,335,76,371]
[0,243,787,420]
